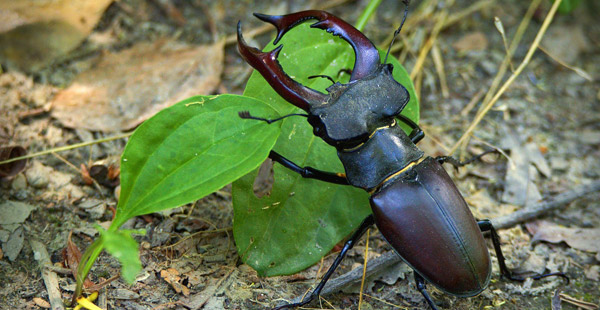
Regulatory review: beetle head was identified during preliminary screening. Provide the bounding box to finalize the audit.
[237,10,409,149]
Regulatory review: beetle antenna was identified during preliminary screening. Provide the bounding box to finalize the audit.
[308,74,336,84]
[238,111,308,124]
[384,0,410,64]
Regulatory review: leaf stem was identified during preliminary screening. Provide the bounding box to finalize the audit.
[355,0,382,31]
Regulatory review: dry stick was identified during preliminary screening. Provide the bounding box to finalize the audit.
[491,180,600,229]
[450,0,554,155]
[286,179,600,304]
[31,240,66,310]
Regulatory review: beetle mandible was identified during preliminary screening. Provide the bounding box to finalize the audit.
[236,3,565,309]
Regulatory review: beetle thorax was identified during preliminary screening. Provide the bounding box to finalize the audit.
[307,64,410,149]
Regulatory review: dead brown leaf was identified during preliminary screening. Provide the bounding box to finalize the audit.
[452,32,488,53]
[51,39,225,132]
[0,0,114,71]
[160,267,190,296]
[62,231,95,288]
[32,297,51,309]
[0,146,26,178]
[526,220,600,254]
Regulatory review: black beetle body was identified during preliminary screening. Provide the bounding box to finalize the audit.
[371,157,491,297]
[308,64,410,148]
[236,8,563,310]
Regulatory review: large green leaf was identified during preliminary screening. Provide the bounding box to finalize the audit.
[233,23,419,276]
[112,94,281,229]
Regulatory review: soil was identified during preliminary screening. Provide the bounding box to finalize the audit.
[1,0,599,310]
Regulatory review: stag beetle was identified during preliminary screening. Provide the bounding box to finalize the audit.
[236,4,565,310]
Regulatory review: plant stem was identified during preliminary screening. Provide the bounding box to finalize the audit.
[0,132,132,165]
[355,0,382,31]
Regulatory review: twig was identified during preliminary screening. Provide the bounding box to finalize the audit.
[287,180,600,302]
[45,265,73,275]
[287,251,400,304]
[31,240,65,310]
[492,180,600,229]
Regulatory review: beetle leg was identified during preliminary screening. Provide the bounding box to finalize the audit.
[478,220,569,283]
[396,114,424,144]
[414,272,439,310]
[435,150,499,171]
[269,151,348,185]
[237,22,327,111]
[253,10,380,82]
[272,215,375,310]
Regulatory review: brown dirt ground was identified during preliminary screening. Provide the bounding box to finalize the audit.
[1,0,599,309]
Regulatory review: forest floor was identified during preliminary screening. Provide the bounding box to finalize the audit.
[1,0,599,309]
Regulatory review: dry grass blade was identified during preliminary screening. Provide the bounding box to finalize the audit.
[538,45,593,81]
[494,16,514,72]
[0,132,131,165]
[449,0,562,155]
[358,228,370,310]
[431,42,449,98]
[386,0,494,55]
[558,293,599,310]
[410,10,447,80]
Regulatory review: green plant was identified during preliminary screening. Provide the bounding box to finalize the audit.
[74,3,419,301]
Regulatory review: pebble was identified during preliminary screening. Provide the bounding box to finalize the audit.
[25,161,51,188]
[10,173,27,190]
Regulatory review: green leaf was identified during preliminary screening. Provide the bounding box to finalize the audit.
[556,0,581,14]
[74,237,104,300]
[233,23,419,276]
[100,228,145,283]
[112,94,281,229]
